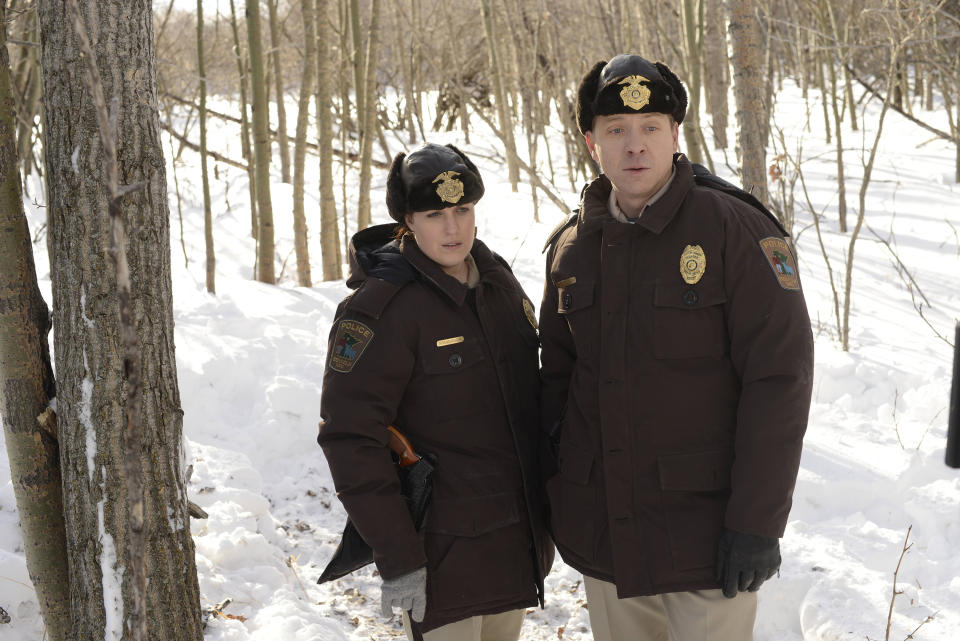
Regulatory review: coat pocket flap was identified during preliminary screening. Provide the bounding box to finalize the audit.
[424,492,522,537]
[658,449,732,491]
[420,337,486,375]
[555,278,595,315]
[653,280,727,309]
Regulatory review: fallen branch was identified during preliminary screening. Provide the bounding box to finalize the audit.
[846,65,958,145]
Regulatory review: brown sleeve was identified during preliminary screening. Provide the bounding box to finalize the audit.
[721,206,815,538]
[539,240,577,438]
[318,297,425,579]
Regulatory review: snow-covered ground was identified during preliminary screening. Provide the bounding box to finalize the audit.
[2,79,959,641]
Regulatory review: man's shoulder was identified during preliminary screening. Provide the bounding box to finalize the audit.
[542,211,580,254]
[689,164,787,236]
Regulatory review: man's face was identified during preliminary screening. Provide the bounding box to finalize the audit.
[585,112,679,211]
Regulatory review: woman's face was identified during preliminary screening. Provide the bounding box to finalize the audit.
[405,202,476,279]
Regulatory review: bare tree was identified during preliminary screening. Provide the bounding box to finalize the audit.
[0,6,70,638]
[247,0,277,283]
[293,0,315,286]
[268,0,292,183]
[228,0,258,238]
[355,0,381,230]
[198,0,215,293]
[38,1,203,640]
[728,0,770,203]
[316,0,343,280]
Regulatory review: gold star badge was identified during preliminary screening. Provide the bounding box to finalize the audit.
[433,171,464,204]
[619,75,651,110]
[680,245,706,284]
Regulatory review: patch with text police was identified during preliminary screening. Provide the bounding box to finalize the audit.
[758,237,801,291]
[328,320,374,372]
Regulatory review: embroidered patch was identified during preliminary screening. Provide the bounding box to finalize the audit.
[433,171,464,204]
[618,75,651,110]
[758,237,801,291]
[522,299,539,330]
[680,245,706,285]
[329,320,374,372]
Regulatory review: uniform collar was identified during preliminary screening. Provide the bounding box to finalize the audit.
[400,236,511,306]
[579,153,694,235]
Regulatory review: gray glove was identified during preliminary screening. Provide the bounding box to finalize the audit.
[380,567,427,622]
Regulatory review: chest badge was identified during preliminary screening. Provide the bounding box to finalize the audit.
[759,237,801,291]
[680,245,706,285]
[433,171,464,204]
[522,299,539,330]
[329,320,374,373]
[619,75,651,110]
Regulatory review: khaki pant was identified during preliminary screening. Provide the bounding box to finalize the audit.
[402,609,525,641]
[583,575,758,641]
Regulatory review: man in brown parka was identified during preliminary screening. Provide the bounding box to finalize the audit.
[539,55,814,640]
[319,144,552,640]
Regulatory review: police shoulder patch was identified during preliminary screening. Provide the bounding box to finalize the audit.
[758,237,801,291]
[328,319,374,372]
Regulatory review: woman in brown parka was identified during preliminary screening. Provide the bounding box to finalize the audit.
[318,143,553,641]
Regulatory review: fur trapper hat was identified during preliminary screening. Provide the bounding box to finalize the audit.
[385,143,485,221]
[575,54,687,134]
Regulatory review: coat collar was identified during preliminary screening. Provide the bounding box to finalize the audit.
[578,153,695,236]
[400,236,513,306]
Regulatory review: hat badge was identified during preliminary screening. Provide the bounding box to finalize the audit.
[433,171,465,204]
[618,75,651,110]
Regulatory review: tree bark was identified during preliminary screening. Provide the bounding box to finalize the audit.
[293,0,315,287]
[247,0,276,283]
[316,0,343,280]
[37,1,203,640]
[355,0,381,230]
[268,0,291,183]
[0,6,70,638]
[197,0,215,293]
[727,0,769,203]
[703,0,728,149]
[680,0,704,165]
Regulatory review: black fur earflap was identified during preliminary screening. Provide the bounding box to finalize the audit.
[385,152,408,222]
[576,61,607,136]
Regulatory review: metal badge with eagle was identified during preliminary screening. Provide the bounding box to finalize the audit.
[619,75,651,110]
[680,245,706,284]
[433,171,465,204]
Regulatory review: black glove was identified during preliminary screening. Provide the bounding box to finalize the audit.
[715,528,781,598]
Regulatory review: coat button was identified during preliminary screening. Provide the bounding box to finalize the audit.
[562,292,572,309]
[449,354,463,368]
[683,289,699,306]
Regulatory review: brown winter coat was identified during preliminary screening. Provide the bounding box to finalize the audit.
[319,224,553,632]
[540,154,814,598]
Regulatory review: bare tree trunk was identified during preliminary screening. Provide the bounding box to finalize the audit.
[356,0,381,230]
[247,0,276,283]
[293,0,315,287]
[479,0,520,191]
[316,0,343,280]
[728,0,769,203]
[268,0,291,183]
[228,0,258,239]
[0,8,70,638]
[197,0,215,293]
[349,0,364,129]
[38,2,203,640]
[704,0,728,149]
[680,0,704,164]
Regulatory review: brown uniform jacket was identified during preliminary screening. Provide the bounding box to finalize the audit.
[540,154,814,598]
[319,224,553,632]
